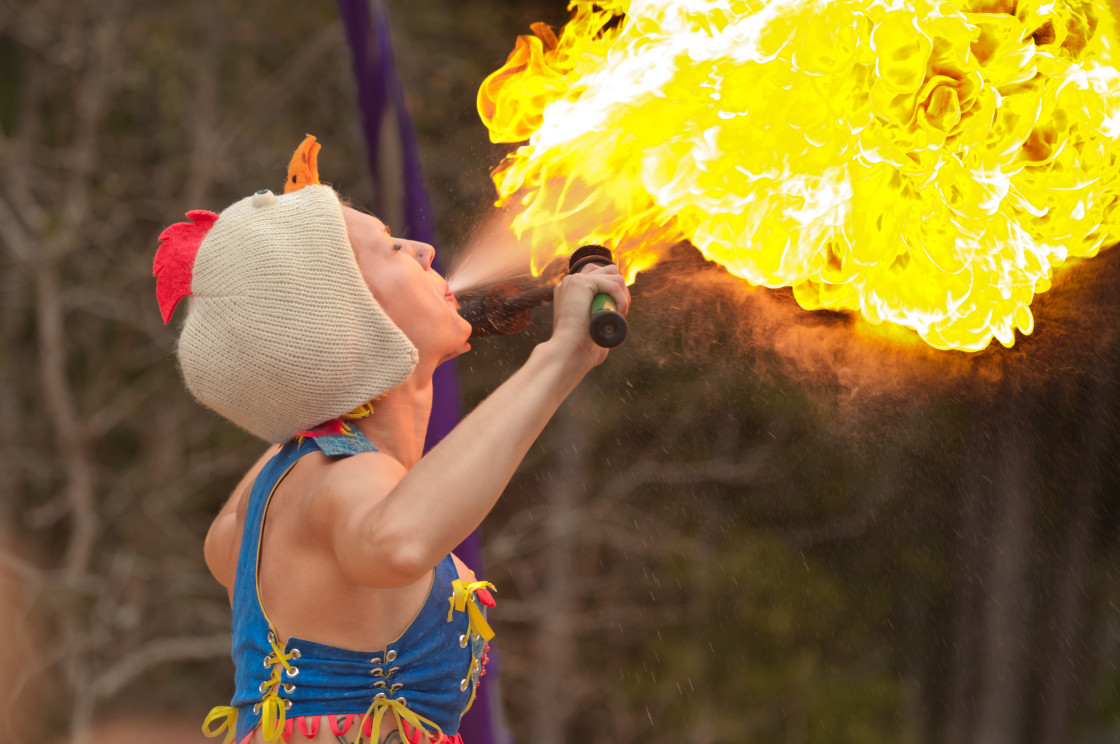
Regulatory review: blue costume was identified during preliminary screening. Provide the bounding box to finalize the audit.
[203,431,494,744]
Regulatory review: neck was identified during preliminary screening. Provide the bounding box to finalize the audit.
[351,360,437,468]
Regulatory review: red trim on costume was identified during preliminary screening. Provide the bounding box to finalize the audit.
[330,714,354,736]
[241,715,464,744]
[400,718,464,744]
[475,587,496,608]
[297,716,319,737]
[295,418,350,438]
[479,642,491,677]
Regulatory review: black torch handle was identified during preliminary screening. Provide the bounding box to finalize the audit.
[568,244,627,348]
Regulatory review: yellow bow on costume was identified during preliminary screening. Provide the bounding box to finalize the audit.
[447,579,496,641]
[202,705,238,744]
[356,695,445,744]
[204,627,300,743]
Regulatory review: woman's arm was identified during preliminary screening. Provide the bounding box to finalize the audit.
[322,265,630,588]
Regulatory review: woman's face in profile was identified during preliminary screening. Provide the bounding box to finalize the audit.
[342,205,472,364]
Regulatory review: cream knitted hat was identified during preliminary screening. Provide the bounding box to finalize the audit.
[154,141,419,443]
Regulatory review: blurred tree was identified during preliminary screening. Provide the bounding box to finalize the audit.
[0,0,390,738]
[0,2,1118,744]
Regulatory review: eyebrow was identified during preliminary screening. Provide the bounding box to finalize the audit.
[384,225,391,236]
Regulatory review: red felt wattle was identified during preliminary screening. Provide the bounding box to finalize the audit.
[153,209,219,324]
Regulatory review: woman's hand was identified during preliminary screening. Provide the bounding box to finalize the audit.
[548,263,631,368]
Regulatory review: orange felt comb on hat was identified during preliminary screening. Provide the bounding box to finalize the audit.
[285,134,321,193]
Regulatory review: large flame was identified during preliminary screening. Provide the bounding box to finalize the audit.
[478,0,1120,351]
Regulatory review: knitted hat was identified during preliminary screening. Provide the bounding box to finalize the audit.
[154,136,419,443]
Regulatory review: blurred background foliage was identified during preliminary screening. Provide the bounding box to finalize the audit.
[0,1,1119,744]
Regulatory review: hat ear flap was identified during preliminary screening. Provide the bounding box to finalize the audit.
[285,134,321,193]
[154,210,219,324]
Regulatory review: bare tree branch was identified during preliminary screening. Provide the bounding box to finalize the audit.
[0,548,44,586]
[35,260,98,587]
[55,13,117,258]
[0,194,35,263]
[91,633,231,701]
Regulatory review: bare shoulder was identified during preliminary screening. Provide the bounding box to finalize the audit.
[312,450,408,517]
[322,448,408,487]
[450,552,480,583]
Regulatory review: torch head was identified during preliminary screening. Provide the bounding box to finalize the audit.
[569,244,615,274]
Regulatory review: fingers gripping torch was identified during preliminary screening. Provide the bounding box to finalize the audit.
[567,244,628,347]
[458,245,628,347]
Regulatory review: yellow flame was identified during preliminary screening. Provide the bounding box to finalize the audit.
[478,0,1120,351]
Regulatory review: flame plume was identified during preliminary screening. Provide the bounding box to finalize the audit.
[478,0,1120,351]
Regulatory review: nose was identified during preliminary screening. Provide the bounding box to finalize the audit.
[411,241,435,271]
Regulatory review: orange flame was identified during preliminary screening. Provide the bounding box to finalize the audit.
[478,0,1120,351]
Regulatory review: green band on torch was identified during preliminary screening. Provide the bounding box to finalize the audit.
[591,293,616,315]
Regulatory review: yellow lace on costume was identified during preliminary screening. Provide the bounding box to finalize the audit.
[354,694,445,744]
[203,627,300,744]
[202,706,238,744]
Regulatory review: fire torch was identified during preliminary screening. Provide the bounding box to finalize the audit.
[458,244,628,347]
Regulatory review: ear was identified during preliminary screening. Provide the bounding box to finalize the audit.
[284,134,322,193]
[153,210,219,323]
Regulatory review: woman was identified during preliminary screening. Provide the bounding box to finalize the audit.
[155,136,629,744]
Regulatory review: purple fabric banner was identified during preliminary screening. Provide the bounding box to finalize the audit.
[334,1,511,742]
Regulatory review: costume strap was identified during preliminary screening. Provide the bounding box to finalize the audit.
[311,425,379,456]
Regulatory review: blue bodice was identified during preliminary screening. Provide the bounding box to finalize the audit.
[206,432,492,744]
